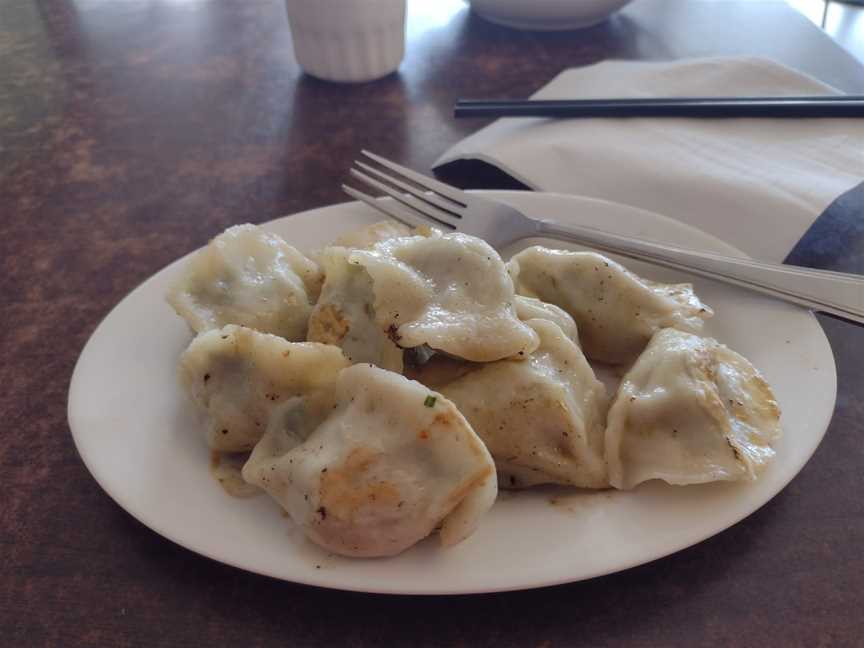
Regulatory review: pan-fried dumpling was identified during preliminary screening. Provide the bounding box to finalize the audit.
[440,319,608,489]
[307,247,403,372]
[350,231,539,362]
[403,296,577,388]
[242,364,497,557]
[508,247,712,364]
[167,224,323,341]
[605,328,781,489]
[179,325,349,452]
[330,220,414,250]
[514,295,579,343]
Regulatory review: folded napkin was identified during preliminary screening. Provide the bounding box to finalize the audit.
[434,57,864,261]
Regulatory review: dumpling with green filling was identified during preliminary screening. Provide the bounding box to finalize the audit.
[167,224,322,341]
[178,325,349,452]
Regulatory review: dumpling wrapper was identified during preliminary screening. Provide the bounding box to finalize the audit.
[404,353,480,390]
[307,247,404,372]
[242,364,497,558]
[440,319,608,489]
[514,295,579,343]
[179,325,349,452]
[167,224,322,341]
[508,247,712,364]
[403,295,577,389]
[330,220,414,250]
[606,328,781,489]
[350,231,539,362]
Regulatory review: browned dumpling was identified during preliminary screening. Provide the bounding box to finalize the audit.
[606,328,781,489]
[440,319,609,489]
[243,364,497,557]
[307,246,403,372]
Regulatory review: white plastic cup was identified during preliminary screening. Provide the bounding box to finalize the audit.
[285,0,407,83]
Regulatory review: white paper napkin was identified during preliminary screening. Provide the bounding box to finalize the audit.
[434,57,864,261]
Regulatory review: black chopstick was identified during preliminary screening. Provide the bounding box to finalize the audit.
[453,96,864,119]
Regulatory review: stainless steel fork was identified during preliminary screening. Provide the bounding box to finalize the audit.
[343,150,864,325]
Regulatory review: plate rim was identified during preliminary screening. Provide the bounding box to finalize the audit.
[67,191,838,595]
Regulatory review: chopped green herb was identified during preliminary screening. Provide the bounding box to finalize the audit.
[423,395,437,408]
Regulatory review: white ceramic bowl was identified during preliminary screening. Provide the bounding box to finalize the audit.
[468,0,633,31]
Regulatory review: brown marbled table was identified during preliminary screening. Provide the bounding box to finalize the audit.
[2,0,863,645]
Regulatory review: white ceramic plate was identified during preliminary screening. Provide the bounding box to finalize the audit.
[68,192,836,595]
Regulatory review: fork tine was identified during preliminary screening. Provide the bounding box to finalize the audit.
[342,184,438,231]
[349,169,457,230]
[360,150,469,206]
[355,161,463,218]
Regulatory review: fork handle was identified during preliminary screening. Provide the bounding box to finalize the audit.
[537,220,864,325]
